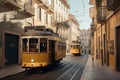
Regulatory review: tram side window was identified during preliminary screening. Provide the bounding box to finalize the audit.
[65,44,66,50]
[58,43,61,51]
[40,38,47,52]
[71,45,73,49]
[73,45,75,49]
[29,38,38,52]
[58,45,60,51]
[22,39,28,52]
[63,43,66,50]
[76,45,79,49]
[78,45,80,49]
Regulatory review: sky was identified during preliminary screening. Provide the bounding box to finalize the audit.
[68,0,92,29]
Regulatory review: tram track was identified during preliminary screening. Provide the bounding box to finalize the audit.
[56,54,88,80]
[56,62,78,80]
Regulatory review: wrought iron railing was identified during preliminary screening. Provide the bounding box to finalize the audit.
[97,6,106,23]
[4,0,21,9]
[89,0,94,5]
[24,2,34,16]
[38,0,54,13]
[91,22,96,31]
[107,0,120,11]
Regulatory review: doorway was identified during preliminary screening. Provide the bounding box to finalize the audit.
[49,40,55,62]
[5,33,19,66]
[116,26,120,71]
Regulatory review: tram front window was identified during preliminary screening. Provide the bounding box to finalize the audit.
[76,45,79,49]
[29,38,38,52]
[22,38,28,52]
[40,38,47,52]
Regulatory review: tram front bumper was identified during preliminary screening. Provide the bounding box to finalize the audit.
[22,62,49,68]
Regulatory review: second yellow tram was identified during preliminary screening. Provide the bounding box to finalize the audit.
[70,41,81,55]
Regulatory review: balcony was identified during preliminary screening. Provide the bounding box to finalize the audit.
[24,2,34,16]
[91,22,96,36]
[96,6,106,23]
[91,22,96,31]
[60,0,70,9]
[11,2,34,19]
[4,0,21,9]
[58,21,70,29]
[89,7,94,18]
[47,4,54,14]
[36,0,54,14]
[107,0,120,11]
[89,0,94,5]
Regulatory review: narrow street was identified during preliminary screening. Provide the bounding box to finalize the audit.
[1,0,120,80]
[0,54,88,80]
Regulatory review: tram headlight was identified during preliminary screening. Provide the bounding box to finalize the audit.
[31,59,34,63]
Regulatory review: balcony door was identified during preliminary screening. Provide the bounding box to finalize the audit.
[116,26,120,71]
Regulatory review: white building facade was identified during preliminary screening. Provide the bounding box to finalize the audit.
[80,29,91,54]
[34,0,54,28]
[53,0,70,39]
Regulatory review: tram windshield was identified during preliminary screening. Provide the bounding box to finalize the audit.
[29,38,38,52]
[40,38,47,52]
[71,45,80,49]
[22,38,38,52]
[22,38,47,53]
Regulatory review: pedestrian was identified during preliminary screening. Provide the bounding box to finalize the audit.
[92,55,94,67]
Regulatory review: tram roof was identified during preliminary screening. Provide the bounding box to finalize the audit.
[71,41,81,45]
[22,26,58,36]
[22,30,55,36]
[21,26,66,42]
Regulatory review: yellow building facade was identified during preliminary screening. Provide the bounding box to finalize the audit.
[90,0,120,71]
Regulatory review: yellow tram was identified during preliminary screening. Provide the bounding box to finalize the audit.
[21,26,66,70]
[70,41,81,55]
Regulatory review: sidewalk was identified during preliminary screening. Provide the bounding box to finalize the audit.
[80,55,120,80]
[0,65,25,78]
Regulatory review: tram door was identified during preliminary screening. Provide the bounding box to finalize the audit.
[116,26,120,71]
[5,33,19,66]
[49,40,55,62]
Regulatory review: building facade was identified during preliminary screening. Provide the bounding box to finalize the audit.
[34,0,54,28]
[0,0,34,68]
[80,29,91,54]
[90,0,120,71]
[53,0,70,39]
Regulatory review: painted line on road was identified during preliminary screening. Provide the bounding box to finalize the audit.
[70,60,85,80]
[56,62,77,80]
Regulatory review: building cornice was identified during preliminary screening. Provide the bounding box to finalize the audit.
[60,0,70,9]
[69,14,79,26]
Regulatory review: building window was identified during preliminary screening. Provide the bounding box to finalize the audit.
[50,16,52,27]
[38,7,41,21]
[46,13,48,24]
[37,7,41,21]
[14,0,17,2]
[56,0,57,4]
[30,0,32,5]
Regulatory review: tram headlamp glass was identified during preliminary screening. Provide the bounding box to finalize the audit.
[31,59,34,62]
